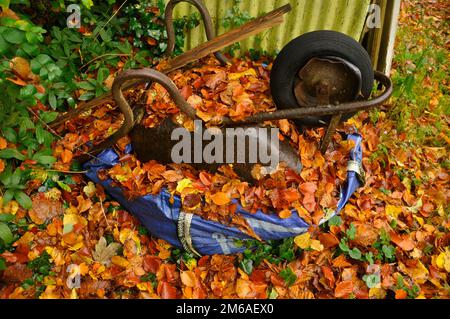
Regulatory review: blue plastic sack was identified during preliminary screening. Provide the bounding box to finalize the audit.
[83,134,363,256]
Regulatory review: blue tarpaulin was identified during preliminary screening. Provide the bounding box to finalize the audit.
[84,134,363,255]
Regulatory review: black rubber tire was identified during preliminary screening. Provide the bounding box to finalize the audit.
[270,30,374,127]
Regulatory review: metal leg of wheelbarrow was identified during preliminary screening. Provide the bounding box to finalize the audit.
[320,113,342,154]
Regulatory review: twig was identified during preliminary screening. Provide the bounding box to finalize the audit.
[99,198,111,227]
[45,169,88,174]
[93,0,128,42]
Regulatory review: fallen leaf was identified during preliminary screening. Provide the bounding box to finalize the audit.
[294,232,311,250]
[92,237,121,266]
[29,193,63,225]
[335,280,354,298]
[111,256,130,268]
[210,192,231,206]
[61,149,73,164]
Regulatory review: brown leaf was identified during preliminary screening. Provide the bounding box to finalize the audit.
[389,231,415,251]
[318,233,339,248]
[10,57,32,80]
[28,193,63,225]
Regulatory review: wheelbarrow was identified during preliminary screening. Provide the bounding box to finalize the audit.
[68,0,392,183]
[76,0,393,256]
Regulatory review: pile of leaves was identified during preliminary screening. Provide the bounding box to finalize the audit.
[0,0,449,299]
[87,55,353,234]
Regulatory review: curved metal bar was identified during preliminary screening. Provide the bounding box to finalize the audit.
[221,71,393,125]
[83,68,197,160]
[164,0,229,65]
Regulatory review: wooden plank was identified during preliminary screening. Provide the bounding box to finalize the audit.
[161,4,291,73]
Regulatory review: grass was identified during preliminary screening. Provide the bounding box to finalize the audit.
[382,1,449,147]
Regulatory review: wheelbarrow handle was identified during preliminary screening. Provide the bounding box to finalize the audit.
[221,71,393,125]
[79,68,197,162]
[165,0,229,65]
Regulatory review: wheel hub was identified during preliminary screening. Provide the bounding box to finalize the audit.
[294,57,362,107]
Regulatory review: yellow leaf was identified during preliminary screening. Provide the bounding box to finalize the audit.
[185,258,197,271]
[43,276,56,286]
[39,285,60,299]
[70,288,78,299]
[176,178,192,193]
[228,68,257,81]
[63,214,87,234]
[399,261,429,284]
[111,256,130,268]
[83,182,96,198]
[119,228,132,244]
[45,246,65,266]
[386,205,402,219]
[436,249,450,272]
[137,282,149,291]
[414,215,424,226]
[369,287,386,299]
[310,239,324,252]
[437,205,444,217]
[294,233,311,249]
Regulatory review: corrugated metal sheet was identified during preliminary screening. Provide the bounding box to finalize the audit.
[162,0,371,55]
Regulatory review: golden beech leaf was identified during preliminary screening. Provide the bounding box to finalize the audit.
[386,205,402,219]
[294,233,311,250]
[310,239,324,252]
[111,256,130,268]
[210,192,231,206]
[436,248,450,272]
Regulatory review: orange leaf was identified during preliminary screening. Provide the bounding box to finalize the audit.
[278,208,292,219]
[0,137,7,150]
[319,233,339,248]
[395,289,407,299]
[283,189,300,203]
[389,231,415,251]
[299,182,317,195]
[210,192,230,206]
[158,281,178,299]
[199,172,212,187]
[332,255,352,268]
[180,271,196,288]
[321,266,335,287]
[0,159,4,174]
[61,149,73,164]
[6,77,27,86]
[335,280,354,298]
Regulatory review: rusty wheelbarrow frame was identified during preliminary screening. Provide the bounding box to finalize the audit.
[54,0,392,164]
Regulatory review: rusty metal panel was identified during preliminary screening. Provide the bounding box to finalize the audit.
[164,0,371,55]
